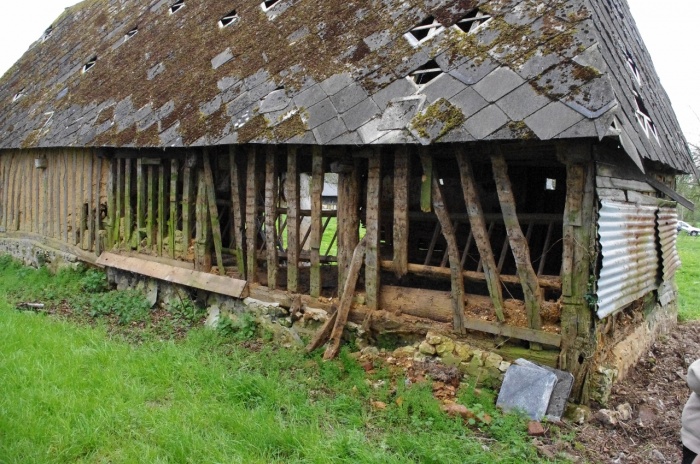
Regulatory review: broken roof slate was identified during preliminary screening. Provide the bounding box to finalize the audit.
[0,0,692,172]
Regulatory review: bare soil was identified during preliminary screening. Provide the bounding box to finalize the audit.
[565,321,700,463]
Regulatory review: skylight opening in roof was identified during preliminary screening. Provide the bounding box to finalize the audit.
[125,26,138,41]
[633,92,658,142]
[410,60,443,86]
[624,50,641,86]
[41,26,53,43]
[82,56,97,74]
[405,17,444,47]
[12,89,25,102]
[218,10,239,28]
[169,0,184,14]
[454,9,492,33]
[261,0,282,11]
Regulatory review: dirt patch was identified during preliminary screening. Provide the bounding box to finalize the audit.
[567,321,700,463]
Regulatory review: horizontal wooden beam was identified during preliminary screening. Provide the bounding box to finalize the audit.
[405,211,562,224]
[97,252,248,299]
[379,261,561,291]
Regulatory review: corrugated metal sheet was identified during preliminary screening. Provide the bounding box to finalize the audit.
[657,207,680,282]
[597,201,660,318]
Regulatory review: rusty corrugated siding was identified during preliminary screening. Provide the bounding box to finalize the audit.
[657,207,680,282]
[597,201,660,318]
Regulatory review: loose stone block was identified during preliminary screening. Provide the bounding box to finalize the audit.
[496,364,557,421]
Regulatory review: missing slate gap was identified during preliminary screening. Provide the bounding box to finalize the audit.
[454,9,492,33]
[410,60,442,86]
[82,56,97,73]
[261,0,281,11]
[169,0,184,14]
[219,10,239,28]
[407,16,443,42]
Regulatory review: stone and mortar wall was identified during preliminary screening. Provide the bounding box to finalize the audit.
[0,237,81,271]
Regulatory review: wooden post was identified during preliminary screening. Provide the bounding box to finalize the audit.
[229,146,246,275]
[420,153,432,213]
[491,151,543,340]
[365,154,381,311]
[86,155,94,250]
[324,237,367,360]
[195,167,212,271]
[337,156,360,295]
[169,158,179,259]
[182,155,193,259]
[309,147,323,297]
[456,148,505,321]
[204,152,226,276]
[136,158,146,249]
[245,146,259,283]
[95,156,103,254]
[157,163,165,256]
[123,158,132,248]
[265,147,278,289]
[423,153,465,334]
[393,147,409,278]
[111,158,121,247]
[62,155,69,242]
[147,165,155,250]
[286,147,300,293]
[558,144,596,401]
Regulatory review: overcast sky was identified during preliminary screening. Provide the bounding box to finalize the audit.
[1,1,699,145]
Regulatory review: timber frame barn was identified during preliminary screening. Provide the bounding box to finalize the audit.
[0,0,695,402]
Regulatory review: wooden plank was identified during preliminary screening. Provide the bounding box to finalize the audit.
[337,156,360,295]
[393,147,409,278]
[97,252,248,298]
[123,158,132,247]
[562,164,585,296]
[245,146,258,282]
[108,158,117,247]
[229,146,246,275]
[264,147,278,288]
[114,158,123,246]
[286,147,300,292]
[147,165,155,250]
[378,285,561,347]
[72,151,79,245]
[204,152,226,276]
[324,237,367,360]
[456,148,504,321]
[27,153,34,232]
[595,175,655,193]
[1,153,7,230]
[365,155,381,311]
[76,153,84,246]
[492,151,543,338]
[47,155,54,236]
[169,158,179,259]
[537,222,555,276]
[309,146,323,297]
[181,159,193,259]
[597,188,626,201]
[420,153,432,213]
[305,308,338,353]
[425,152,465,334]
[195,167,212,272]
[16,154,24,232]
[158,163,166,256]
[644,175,694,211]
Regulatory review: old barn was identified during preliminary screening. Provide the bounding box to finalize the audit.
[0,0,694,402]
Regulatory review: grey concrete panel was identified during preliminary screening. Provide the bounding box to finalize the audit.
[524,101,585,140]
[496,83,552,121]
[330,83,369,114]
[211,48,234,70]
[464,105,509,140]
[473,67,526,103]
[378,96,425,131]
[313,117,347,144]
[371,77,418,111]
[420,73,466,104]
[514,359,574,420]
[341,97,380,131]
[496,364,557,421]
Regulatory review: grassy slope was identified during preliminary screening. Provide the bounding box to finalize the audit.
[676,234,700,321]
[0,261,556,464]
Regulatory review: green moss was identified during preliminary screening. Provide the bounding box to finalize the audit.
[273,113,307,141]
[507,121,537,140]
[237,114,272,144]
[410,98,465,141]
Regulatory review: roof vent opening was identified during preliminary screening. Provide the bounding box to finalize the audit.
[625,50,641,86]
[218,10,239,28]
[82,56,97,74]
[169,0,184,14]
[454,9,492,33]
[405,16,444,47]
[12,89,25,102]
[410,59,443,86]
[633,91,658,142]
[261,0,282,11]
[41,25,53,43]
[125,26,138,41]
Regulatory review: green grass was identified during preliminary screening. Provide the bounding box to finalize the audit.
[0,259,561,464]
[676,234,700,321]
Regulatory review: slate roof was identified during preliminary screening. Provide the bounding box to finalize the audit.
[0,0,693,173]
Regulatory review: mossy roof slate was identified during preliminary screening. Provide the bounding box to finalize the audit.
[0,0,693,173]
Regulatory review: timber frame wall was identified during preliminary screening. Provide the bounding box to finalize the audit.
[1,141,667,399]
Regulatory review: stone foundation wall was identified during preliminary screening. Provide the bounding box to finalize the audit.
[0,237,80,271]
